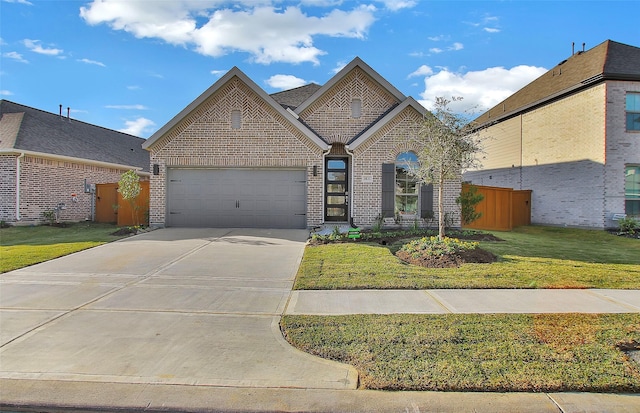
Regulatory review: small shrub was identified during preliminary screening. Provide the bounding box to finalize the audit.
[456,185,484,225]
[42,209,56,225]
[400,236,479,259]
[618,216,638,235]
[372,214,384,232]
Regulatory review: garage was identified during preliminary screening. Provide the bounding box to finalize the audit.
[166,168,307,228]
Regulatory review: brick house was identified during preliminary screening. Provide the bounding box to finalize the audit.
[143,57,460,229]
[0,100,149,225]
[464,40,640,229]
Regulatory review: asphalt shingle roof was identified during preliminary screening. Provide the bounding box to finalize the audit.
[475,40,640,127]
[0,100,149,171]
[270,83,322,109]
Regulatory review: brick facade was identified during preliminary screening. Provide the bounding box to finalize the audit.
[5,154,134,224]
[465,81,640,228]
[146,60,460,229]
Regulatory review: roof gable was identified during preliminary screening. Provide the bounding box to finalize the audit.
[347,97,427,150]
[294,57,406,115]
[143,68,328,151]
[475,40,640,126]
[0,100,149,171]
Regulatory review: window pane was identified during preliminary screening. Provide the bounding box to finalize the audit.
[396,195,418,214]
[626,200,640,216]
[327,184,345,193]
[327,172,345,181]
[626,93,640,111]
[327,208,346,217]
[626,167,640,198]
[627,113,640,131]
[327,196,346,205]
[327,160,346,169]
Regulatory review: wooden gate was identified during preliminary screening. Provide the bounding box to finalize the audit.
[461,184,531,231]
[95,181,149,226]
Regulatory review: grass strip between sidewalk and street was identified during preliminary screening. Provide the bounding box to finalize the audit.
[294,226,640,290]
[0,223,128,273]
[281,313,640,392]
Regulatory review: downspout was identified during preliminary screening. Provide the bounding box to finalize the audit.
[16,152,24,221]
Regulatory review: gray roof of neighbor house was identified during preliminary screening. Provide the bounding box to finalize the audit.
[270,83,322,109]
[0,100,149,172]
[475,39,640,127]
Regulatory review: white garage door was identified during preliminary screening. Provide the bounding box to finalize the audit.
[166,168,307,228]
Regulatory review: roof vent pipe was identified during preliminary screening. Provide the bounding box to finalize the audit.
[67,107,70,122]
[582,42,586,52]
[59,104,62,119]
[572,42,575,55]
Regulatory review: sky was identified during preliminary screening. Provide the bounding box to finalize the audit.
[1,1,638,139]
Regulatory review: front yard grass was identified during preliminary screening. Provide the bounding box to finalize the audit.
[281,313,640,392]
[0,223,128,273]
[294,226,640,289]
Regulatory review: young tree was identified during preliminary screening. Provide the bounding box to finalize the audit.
[410,97,483,240]
[118,170,142,226]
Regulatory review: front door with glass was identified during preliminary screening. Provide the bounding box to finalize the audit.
[325,158,349,221]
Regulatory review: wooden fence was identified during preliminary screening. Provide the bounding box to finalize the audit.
[461,184,531,231]
[95,181,149,226]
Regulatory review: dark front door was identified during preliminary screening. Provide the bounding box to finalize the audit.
[325,158,349,221]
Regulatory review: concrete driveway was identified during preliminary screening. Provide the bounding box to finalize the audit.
[0,228,357,390]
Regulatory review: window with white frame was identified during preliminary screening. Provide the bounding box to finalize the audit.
[395,152,419,215]
[626,93,640,131]
[626,166,640,216]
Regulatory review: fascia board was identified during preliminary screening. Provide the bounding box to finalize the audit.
[0,149,149,176]
[143,67,328,151]
[294,57,407,115]
[347,97,427,151]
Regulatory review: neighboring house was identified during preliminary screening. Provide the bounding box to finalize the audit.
[464,40,640,229]
[0,100,150,225]
[143,57,460,229]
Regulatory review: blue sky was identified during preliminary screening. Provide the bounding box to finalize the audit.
[1,0,638,138]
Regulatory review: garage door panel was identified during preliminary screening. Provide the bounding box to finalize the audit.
[167,168,306,228]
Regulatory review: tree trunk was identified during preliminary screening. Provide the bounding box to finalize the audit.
[438,173,445,240]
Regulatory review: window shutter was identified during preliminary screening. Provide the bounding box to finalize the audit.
[420,183,434,218]
[381,163,395,218]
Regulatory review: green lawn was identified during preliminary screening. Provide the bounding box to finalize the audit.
[281,313,640,392]
[0,223,128,273]
[295,226,640,289]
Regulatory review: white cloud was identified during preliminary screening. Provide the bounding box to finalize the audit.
[331,60,347,74]
[23,39,63,56]
[428,35,449,42]
[380,0,416,11]
[1,90,13,96]
[451,42,463,51]
[79,1,376,65]
[127,85,141,90]
[429,47,443,54]
[484,27,500,33]
[2,0,33,5]
[119,117,156,137]
[79,58,106,67]
[106,104,149,110]
[408,65,433,78]
[266,74,307,90]
[3,51,28,63]
[210,69,226,77]
[416,65,548,114]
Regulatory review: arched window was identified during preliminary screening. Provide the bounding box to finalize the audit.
[395,152,419,215]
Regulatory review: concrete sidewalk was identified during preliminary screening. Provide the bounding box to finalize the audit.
[285,289,640,315]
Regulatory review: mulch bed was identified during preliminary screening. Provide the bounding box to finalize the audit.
[395,247,498,268]
[110,227,138,236]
